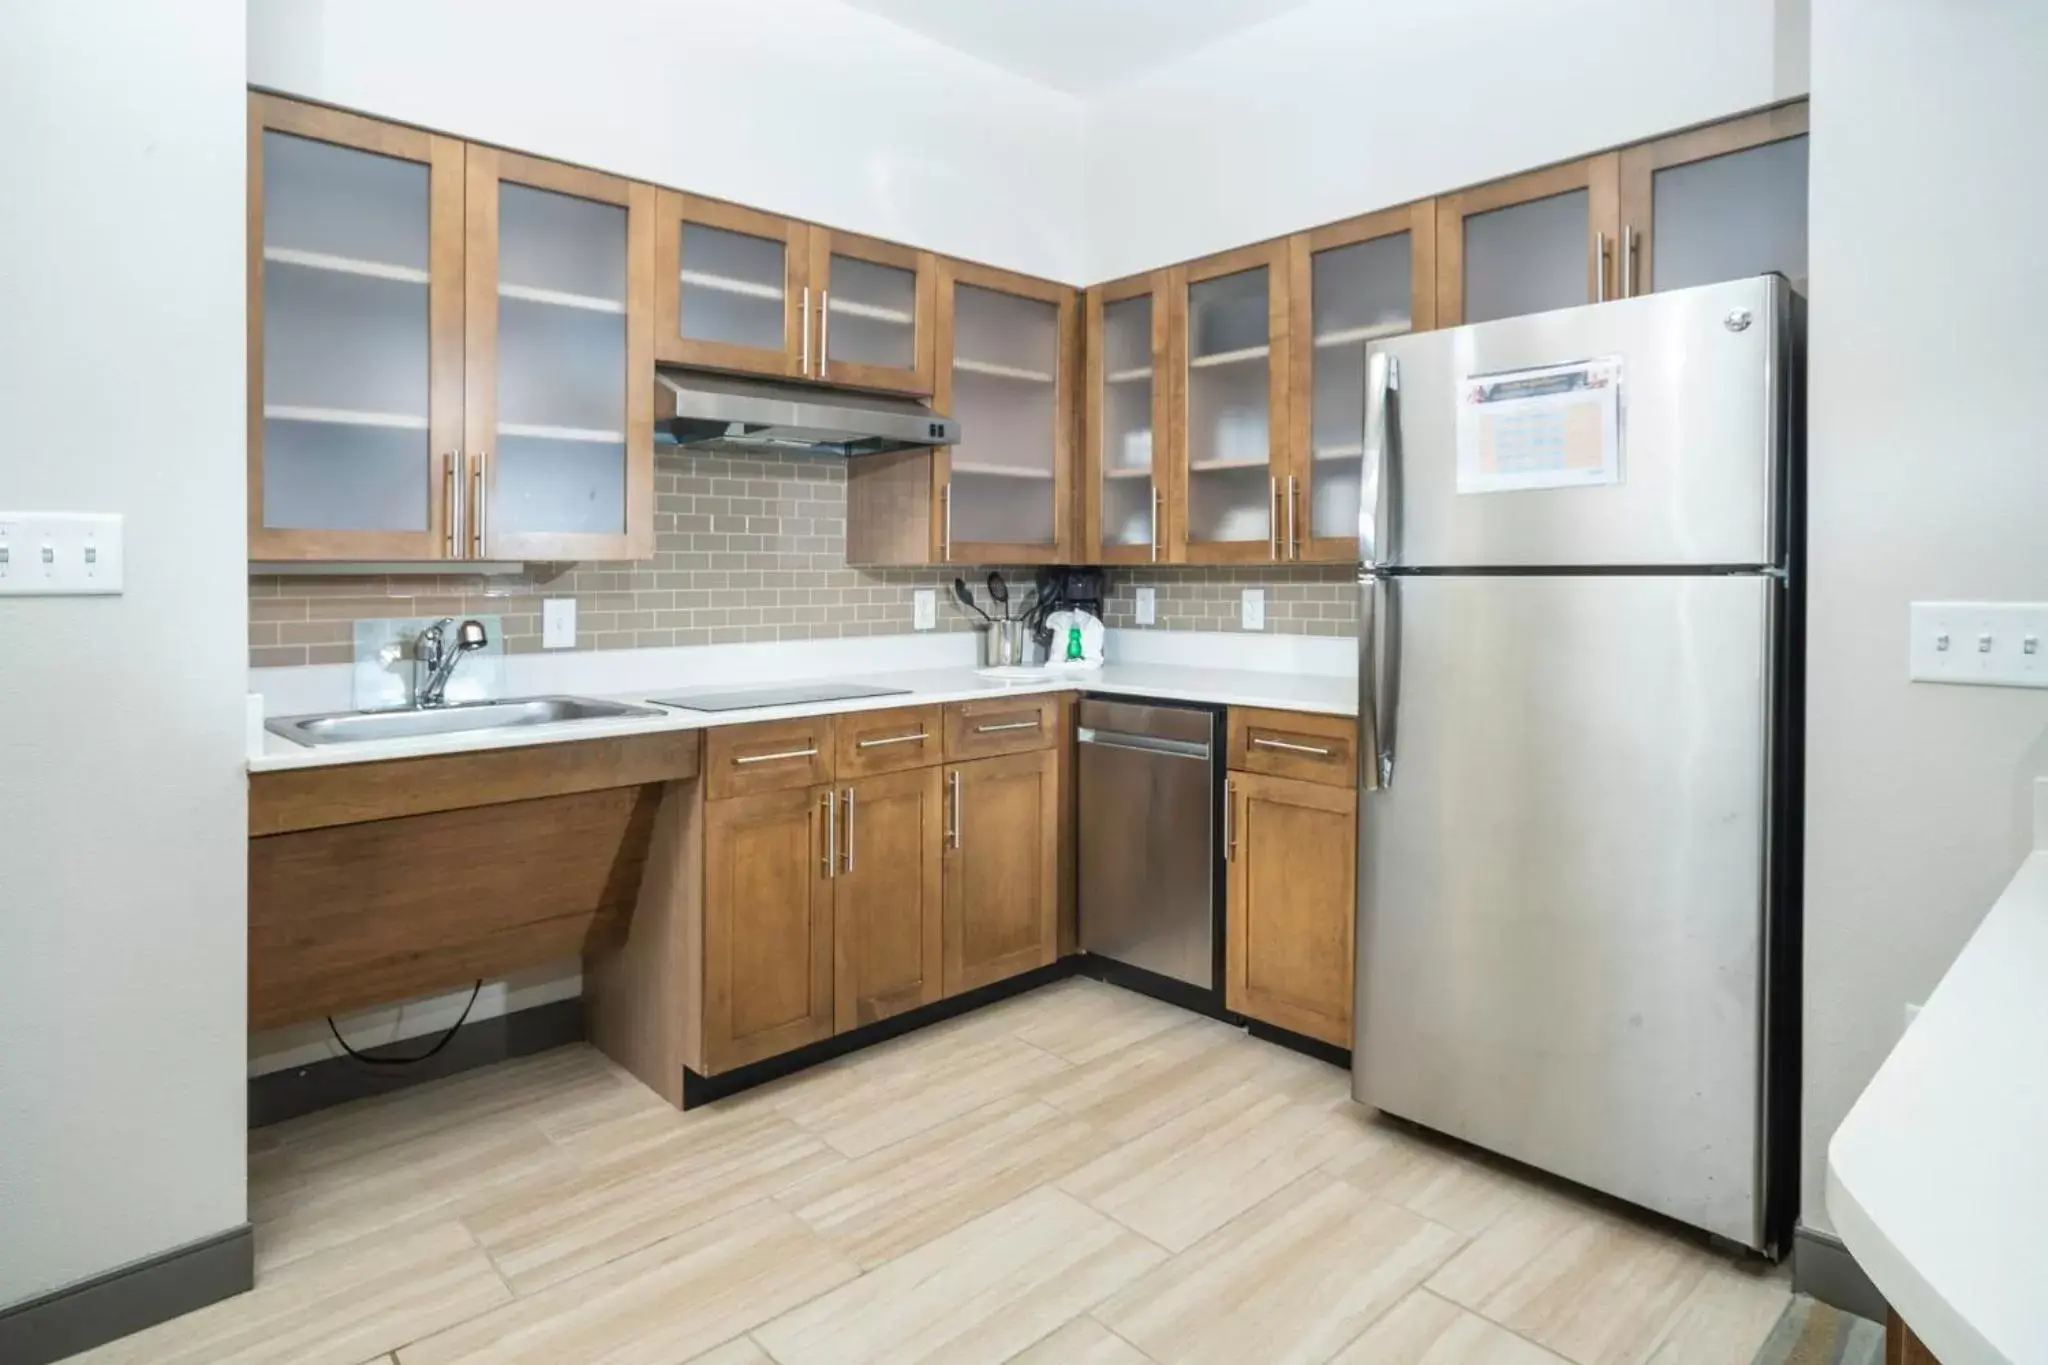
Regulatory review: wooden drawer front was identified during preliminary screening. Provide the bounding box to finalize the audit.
[706,716,836,800]
[834,705,944,778]
[1228,707,1357,788]
[944,694,1060,761]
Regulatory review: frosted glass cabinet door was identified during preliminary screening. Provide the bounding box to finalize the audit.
[1438,156,1619,326]
[250,96,465,560]
[656,191,810,378]
[1287,203,1435,561]
[1181,245,1289,564]
[937,262,1073,562]
[811,230,936,396]
[466,147,655,561]
[1086,275,1173,564]
[1619,104,1810,298]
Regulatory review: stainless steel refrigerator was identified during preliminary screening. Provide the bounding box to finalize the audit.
[1351,275,1801,1253]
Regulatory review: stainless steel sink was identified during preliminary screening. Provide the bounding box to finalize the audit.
[266,695,665,748]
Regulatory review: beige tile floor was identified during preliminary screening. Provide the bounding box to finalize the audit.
[68,978,1789,1365]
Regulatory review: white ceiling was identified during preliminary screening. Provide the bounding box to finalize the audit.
[837,0,1321,96]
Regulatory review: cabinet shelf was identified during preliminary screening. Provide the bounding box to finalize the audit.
[1105,366,1153,384]
[1102,466,1155,481]
[1188,344,1271,370]
[498,422,627,443]
[1188,457,1271,473]
[950,461,1053,480]
[678,269,783,302]
[1313,320,1410,348]
[954,358,1055,383]
[498,282,626,314]
[263,246,430,285]
[1314,442,1364,460]
[827,296,915,325]
[264,405,429,430]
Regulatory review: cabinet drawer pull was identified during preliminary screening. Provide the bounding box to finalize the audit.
[856,731,927,749]
[1252,737,1334,758]
[948,769,961,848]
[842,786,855,873]
[734,746,819,765]
[1223,777,1235,861]
[821,789,836,877]
[975,719,1040,734]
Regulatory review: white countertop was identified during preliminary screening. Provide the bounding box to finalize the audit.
[247,633,1357,773]
[1826,779,2048,1365]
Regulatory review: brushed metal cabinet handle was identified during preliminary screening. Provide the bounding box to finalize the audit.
[443,452,458,557]
[734,746,820,765]
[471,451,487,558]
[818,288,830,380]
[842,787,855,873]
[1223,777,1235,861]
[1252,736,1334,757]
[975,720,1040,734]
[1621,225,1637,299]
[800,284,812,376]
[948,769,961,848]
[1151,485,1161,562]
[856,732,927,749]
[1595,231,1610,303]
[1287,474,1299,561]
[941,483,953,560]
[1269,475,1279,560]
[821,790,836,877]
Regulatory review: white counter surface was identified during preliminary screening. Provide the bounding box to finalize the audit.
[248,635,1357,773]
[1826,779,2048,1365]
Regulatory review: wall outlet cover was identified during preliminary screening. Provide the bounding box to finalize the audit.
[913,587,936,631]
[1241,588,1265,631]
[1135,586,1156,625]
[542,598,576,649]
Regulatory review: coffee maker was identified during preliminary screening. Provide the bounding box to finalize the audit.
[1024,566,1105,657]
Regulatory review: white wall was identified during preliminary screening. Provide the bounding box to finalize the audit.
[1801,0,2048,1233]
[0,0,249,1309]
[1084,0,1811,281]
[247,0,1089,283]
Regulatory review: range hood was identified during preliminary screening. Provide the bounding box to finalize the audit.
[655,368,960,457]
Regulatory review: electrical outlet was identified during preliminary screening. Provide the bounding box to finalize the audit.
[0,512,123,595]
[1241,588,1265,631]
[1909,601,2048,687]
[913,588,936,631]
[542,598,576,649]
[1135,586,1156,625]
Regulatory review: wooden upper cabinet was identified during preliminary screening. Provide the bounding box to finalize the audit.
[1177,242,1294,565]
[942,750,1059,995]
[809,229,937,396]
[833,767,946,1030]
[654,191,812,379]
[248,94,466,562]
[1225,769,1356,1049]
[1084,270,1179,565]
[1437,154,1621,326]
[1285,201,1436,563]
[1618,102,1808,298]
[464,147,656,562]
[933,259,1079,564]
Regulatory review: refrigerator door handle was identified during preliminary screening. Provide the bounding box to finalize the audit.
[1360,352,1397,570]
[1360,572,1401,790]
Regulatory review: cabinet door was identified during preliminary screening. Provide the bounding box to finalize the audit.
[1225,770,1356,1048]
[1084,272,1176,564]
[465,147,656,562]
[1437,155,1620,326]
[935,260,1077,564]
[249,96,465,561]
[834,768,945,1030]
[655,191,811,378]
[810,229,936,396]
[1618,103,1808,298]
[1178,243,1292,564]
[703,784,836,1073]
[942,750,1058,995]
[1285,202,1436,563]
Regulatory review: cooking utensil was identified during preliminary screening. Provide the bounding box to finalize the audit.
[986,571,1011,620]
[953,577,995,624]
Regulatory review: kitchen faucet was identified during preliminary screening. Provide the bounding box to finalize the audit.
[412,617,489,707]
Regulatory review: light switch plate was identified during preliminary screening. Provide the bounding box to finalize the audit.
[1135,586,1156,625]
[1908,601,2048,688]
[913,587,936,631]
[1241,588,1265,631]
[542,597,576,649]
[0,512,123,595]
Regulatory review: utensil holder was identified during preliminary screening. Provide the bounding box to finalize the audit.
[980,620,1026,668]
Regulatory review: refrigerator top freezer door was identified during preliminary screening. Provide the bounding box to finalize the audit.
[1354,572,1776,1247]
[1364,274,1789,570]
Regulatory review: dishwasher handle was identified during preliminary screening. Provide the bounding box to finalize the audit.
[1076,726,1211,761]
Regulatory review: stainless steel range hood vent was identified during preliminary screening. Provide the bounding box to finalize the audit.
[655,368,959,457]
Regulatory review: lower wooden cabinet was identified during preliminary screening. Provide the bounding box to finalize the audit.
[702,783,836,1073]
[833,767,946,1030]
[1224,769,1357,1048]
[943,749,1060,995]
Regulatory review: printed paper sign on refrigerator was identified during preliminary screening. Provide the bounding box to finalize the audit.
[1455,357,1623,494]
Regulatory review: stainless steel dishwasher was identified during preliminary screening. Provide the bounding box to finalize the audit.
[1077,697,1221,998]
